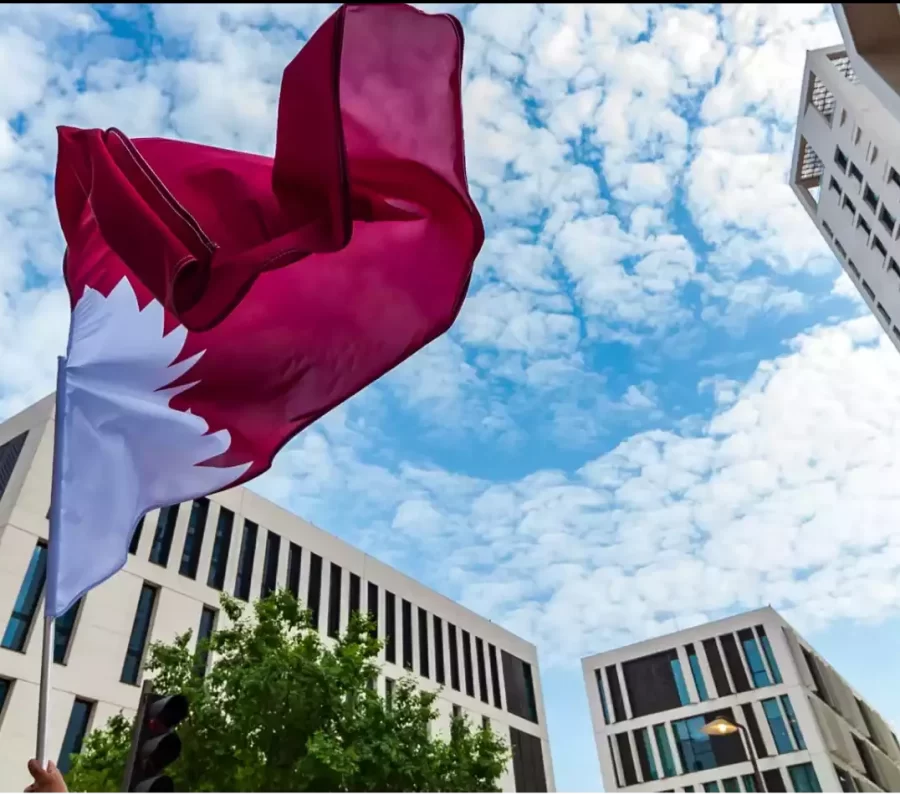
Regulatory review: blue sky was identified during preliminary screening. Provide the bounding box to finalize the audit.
[3,2,900,791]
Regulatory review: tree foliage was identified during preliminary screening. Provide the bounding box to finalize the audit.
[67,590,508,792]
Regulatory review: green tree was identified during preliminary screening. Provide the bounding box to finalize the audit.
[67,590,508,792]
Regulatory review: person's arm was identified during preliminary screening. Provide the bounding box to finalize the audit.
[24,760,68,793]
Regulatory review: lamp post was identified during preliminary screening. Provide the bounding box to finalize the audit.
[700,716,766,793]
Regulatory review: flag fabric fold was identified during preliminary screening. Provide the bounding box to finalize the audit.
[46,2,483,618]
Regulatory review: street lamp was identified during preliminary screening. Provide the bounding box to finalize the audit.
[700,716,766,793]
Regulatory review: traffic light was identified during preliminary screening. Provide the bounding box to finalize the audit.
[126,690,189,792]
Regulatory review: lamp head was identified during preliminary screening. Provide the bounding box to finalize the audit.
[701,717,739,737]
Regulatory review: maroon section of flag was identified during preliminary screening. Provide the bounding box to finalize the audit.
[53,2,483,482]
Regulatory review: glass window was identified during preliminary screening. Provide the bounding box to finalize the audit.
[260,531,280,599]
[788,763,822,793]
[0,678,11,714]
[2,541,47,652]
[488,643,502,708]
[53,599,82,664]
[762,697,795,754]
[234,520,258,601]
[307,553,323,628]
[635,727,659,781]
[121,584,157,685]
[384,590,396,662]
[349,572,360,618]
[0,432,27,503]
[740,702,768,758]
[671,655,690,704]
[654,723,677,778]
[206,508,233,590]
[149,505,179,567]
[434,616,446,685]
[420,609,431,679]
[447,622,459,689]
[703,781,720,792]
[367,581,379,638]
[402,600,414,670]
[780,694,806,749]
[327,563,342,638]
[58,698,93,774]
[475,637,488,702]
[722,777,740,792]
[738,629,771,688]
[673,715,717,773]
[834,764,855,793]
[128,517,144,555]
[683,786,695,793]
[596,671,611,724]
[179,498,209,580]
[742,775,759,792]
[686,644,709,702]
[287,543,301,598]
[461,629,475,696]
[195,606,216,677]
[385,677,395,709]
[616,732,639,786]
[755,625,782,683]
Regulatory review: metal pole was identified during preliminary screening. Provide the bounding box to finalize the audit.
[121,680,154,792]
[739,724,766,792]
[35,617,54,766]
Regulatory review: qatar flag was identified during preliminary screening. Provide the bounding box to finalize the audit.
[46,3,483,617]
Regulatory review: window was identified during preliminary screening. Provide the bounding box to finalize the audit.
[864,184,879,212]
[740,702,768,758]
[448,622,459,689]
[0,678,11,715]
[149,505,179,567]
[596,671,611,724]
[488,643,502,708]
[890,167,900,190]
[0,431,27,504]
[434,616,446,685]
[121,584,157,685]
[207,508,233,590]
[703,781,720,792]
[452,703,461,718]
[179,498,209,580]
[623,649,691,716]
[672,711,746,774]
[349,572,360,619]
[763,769,786,793]
[683,786,695,793]
[849,259,861,278]
[850,162,864,183]
[684,644,708,701]
[789,764,821,793]
[654,724,677,778]
[3,541,47,652]
[862,280,876,300]
[880,204,897,234]
[829,176,842,196]
[891,258,900,279]
[461,629,474,695]
[367,581,379,638]
[616,732,639,786]
[195,606,216,677]
[58,698,93,773]
[780,695,806,749]
[260,531,280,598]
[384,591,396,663]
[877,303,891,324]
[722,777,740,793]
[835,239,847,259]
[609,739,622,788]
[327,563,342,638]
[510,726,548,792]
[53,599,82,664]
[839,109,847,127]
[402,600,414,670]
[834,764,856,793]
[834,146,848,172]
[762,697,794,753]
[475,637,488,702]
[606,665,627,719]
[419,608,430,679]
[234,520,258,601]
[502,650,538,723]
[671,654,690,705]
[702,639,732,696]
[287,543,301,598]
[718,635,751,692]
[634,727,658,782]
[742,775,760,792]
[307,553,323,629]
[754,625,782,683]
[128,518,144,555]
[737,629,771,688]
[869,143,879,165]
[842,195,856,216]
[854,736,879,784]
[385,677,395,710]
[854,127,862,146]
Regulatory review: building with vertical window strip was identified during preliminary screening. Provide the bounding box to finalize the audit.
[582,608,900,793]
[0,396,553,792]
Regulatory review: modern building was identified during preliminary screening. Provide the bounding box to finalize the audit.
[790,45,900,348]
[582,607,900,793]
[0,396,554,793]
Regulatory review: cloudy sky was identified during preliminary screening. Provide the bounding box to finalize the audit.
[4,2,900,791]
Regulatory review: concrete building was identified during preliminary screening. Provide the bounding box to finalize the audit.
[790,45,900,348]
[582,608,900,793]
[0,396,554,792]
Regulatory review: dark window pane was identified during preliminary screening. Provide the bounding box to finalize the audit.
[434,616,446,685]
[234,520,258,601]
[418,608,430,678]
[327,563,342,638]
[686,643,709,701]
[722,777,740,792]
[349,572,360,619]
[0,431,27,504]
[703,781,720,792]
[287,543,301,598]
[762,697,795,754]
[616,731,638,786]
[58,698,93,774]
[654,724,677,778]
[149,505,179,567]
[755,625,783,683]
[509,726,548,792]
[634,727,658,781]
[788,763,821,792]
[855,737,879,784]
[741,702,768,758]
[623,648,686,717]
[684,786,695,793]
[476,637,488,702]
[763,768,787,793]
[206,508,233,590]
[781,695,806,749]
[738,628,771,688]
[385,677,394,709]
[2,541,48,652]
[0,678,10,714]
[128,517,144,555]
[671,655,690,705]
[834,764,856,793]
[194,606,216,678]
[367,581,379,639]
[609,738,622,788]
[260,531,280,598]
[503,650,539,723]
[596,671,611,724]
[461,630,474,696]
[702,639,732,696]
[488,643,502,709]
[606,665,626,721]
[307,553,323,628]
[673,710,746,774]
[53,598,82,664]
[384,591,396,663]
[121,584,157,685]
[402,600,413,670]
[179,498,209,580]
[719,634,751,693]
[448,622,460,689]
[742,775,759,792]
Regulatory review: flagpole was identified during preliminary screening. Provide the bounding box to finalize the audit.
[38,356,67,766]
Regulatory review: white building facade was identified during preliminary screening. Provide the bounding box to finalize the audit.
[582,608,900,793]
[0,397,554,793]
[790,45,900,348]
